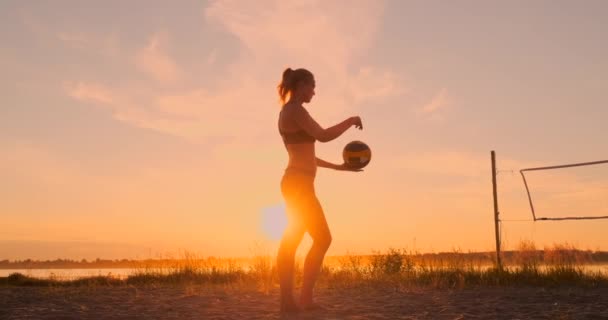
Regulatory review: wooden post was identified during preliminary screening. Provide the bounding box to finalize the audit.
[491,151,502,270]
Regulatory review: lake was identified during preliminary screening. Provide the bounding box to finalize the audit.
[2,264,607,280]
[0,268,137,280]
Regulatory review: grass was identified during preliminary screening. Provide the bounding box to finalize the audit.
[2,242,607,288]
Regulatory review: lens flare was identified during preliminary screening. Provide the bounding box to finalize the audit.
[260,203,288,241]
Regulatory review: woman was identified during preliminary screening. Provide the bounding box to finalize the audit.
[276,67,363,313]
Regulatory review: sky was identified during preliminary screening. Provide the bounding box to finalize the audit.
[1,0,607,261]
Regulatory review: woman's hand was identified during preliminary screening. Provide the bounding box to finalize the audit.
[349,116,363,130]
[317,157,363,171]
[336,163,363,172]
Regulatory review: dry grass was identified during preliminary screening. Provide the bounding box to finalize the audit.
[2,241,607,289]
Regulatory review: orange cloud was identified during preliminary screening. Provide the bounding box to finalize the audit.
[65,81,115,105]
[420,88,449,114]
[349,67,406,104]
[204,0,403,117]
[135,32,182,84]
[61,1,407,144]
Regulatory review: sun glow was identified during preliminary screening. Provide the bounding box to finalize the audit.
[260,204,288,241]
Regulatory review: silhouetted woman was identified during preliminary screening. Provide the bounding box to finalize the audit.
[276,68,363,313]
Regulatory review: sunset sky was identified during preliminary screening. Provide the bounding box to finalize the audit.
[1,0,607,260]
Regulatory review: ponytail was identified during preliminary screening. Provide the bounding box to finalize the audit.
[277,67,314,104]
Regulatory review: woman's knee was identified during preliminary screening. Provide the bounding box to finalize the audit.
[279,235,300,254]
[313,233,332,251]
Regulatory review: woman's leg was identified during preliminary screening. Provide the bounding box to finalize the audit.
[300,195,332,308]
[278,173,308,312]
[277,219,305,312]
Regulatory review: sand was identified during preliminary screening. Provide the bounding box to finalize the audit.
[1,284,607,319]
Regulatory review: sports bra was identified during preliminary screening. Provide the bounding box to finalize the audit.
[278,104,316,144]
[279,128,316,144]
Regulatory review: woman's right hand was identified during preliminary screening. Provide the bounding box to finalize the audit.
[350,116,363,130]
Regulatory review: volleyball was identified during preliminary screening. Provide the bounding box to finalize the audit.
[343,140,371,169]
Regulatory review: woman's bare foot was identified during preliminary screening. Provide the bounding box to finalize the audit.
[299,299,327,311]
[300,302,327,311]
[280,298,301,313]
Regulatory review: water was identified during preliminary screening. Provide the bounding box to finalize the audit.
[586,264,608,273]
[2,264,607,280]
[0,268,137,280]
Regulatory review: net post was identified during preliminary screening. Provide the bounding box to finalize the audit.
[491,151,502,270]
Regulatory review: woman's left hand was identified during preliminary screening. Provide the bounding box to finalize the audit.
[336,163,363,172]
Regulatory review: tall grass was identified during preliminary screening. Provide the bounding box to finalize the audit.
[2,241,607,288]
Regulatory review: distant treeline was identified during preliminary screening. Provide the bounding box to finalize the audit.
[2,250,608,269]
[0,256,251,269]
[0,258,150,269]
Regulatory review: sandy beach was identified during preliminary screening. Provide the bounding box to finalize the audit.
[2,284,607,320]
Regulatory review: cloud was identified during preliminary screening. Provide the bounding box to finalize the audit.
[20,10,120,58]
[63,80,257,142]
[420,88,449,114]
[204,0,403,116]
[348,67,407,104]
[63,0,405,143]
[64,81,198,140]
[65,81,115,105]
[134,32,182,84]
[204,0,383,65]
[153,80,274,139]
[56,31,120,57]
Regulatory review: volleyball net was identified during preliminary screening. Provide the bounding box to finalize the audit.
[519,159,608,221]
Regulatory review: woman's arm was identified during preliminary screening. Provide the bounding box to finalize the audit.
[320,117,362,142]
[316,157,363,171]
[316,157,341,170]
[292,106,362,143]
